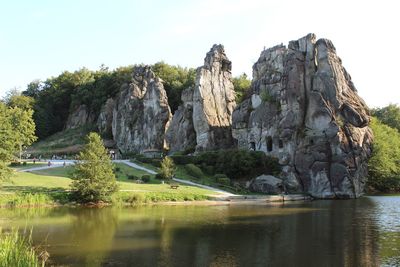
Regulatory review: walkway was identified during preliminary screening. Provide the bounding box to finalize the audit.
[116,160,236,196]
[19,159,235,197]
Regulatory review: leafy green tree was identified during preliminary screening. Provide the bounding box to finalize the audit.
[159,156,176,180]
[368,117,400,192]
[233,73,251,103]
[4,89,35,110]
[372,104,400,132]
[0,103,36,181]
[152,62,196,113]
[72,132,118,202]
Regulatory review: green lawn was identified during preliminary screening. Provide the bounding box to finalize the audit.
[0,163,218,206]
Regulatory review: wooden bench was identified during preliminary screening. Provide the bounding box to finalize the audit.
[170,184,179,189]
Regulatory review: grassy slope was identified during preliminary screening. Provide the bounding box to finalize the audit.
[27,125,95,156]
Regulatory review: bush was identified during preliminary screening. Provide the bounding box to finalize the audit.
[10,161,21,167]
[22,161,27,166]
[141,175,151,183]
[155,173,165,180]
[170,155,194,165]
[194,149,281,180]
[217,177,231,185]
[202,165,215,175]
[127,174,138,180]
[115,167,121,172]
[185,164,204,179]
[151,159,161,168]
[214,173,228,180]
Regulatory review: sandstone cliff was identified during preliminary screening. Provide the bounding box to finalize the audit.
[65,104,95,130]
[166,44,236,152]
[97,98,115,137]
[232,34,373,198]
[112,66,171,153]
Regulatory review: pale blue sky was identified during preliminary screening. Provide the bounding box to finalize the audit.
[1,0,399,107]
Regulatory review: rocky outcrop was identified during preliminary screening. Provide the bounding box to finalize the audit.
[165,88,196,152]
[193,44,236,151]
[97,98,115,137]
[167,44,236,152]
[250,175,284,194]
[112,66,171,153]
[232,34,373,199]
[65,104,95,129]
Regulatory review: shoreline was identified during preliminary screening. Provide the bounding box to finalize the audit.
[0,194,312,209]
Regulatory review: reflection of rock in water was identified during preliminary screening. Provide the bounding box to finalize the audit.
[96,203,380,266]
[128,201,379,267]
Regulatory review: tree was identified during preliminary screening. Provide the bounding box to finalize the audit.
[71,132,118,202]
[368,117,400,192]
[152,62,196,113]
[0,103,36,181]
[159,156,176,180]
[233,73,251,104]
[372,104,400,132]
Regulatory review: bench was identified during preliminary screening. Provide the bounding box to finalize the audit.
[170,184,179,189]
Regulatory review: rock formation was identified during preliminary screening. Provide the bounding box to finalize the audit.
[165,88,196,152]
[166,44,236,152]
[65,104,95,129]
[112,66,171,153]
[232,34,373,198]
[97,98,115,137]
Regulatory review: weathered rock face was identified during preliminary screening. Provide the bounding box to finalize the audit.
[166,44,236,152]
[232,34,373,199]
[250,175,284,194]
[97,98,115,137]
[65,104,95,129]
[165,88,196,152]
[112,66,172,153]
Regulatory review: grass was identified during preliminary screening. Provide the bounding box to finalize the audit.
[0,228,44,267]
[8,162,47,170]
[0,163,217,207]
[26,125,96,156]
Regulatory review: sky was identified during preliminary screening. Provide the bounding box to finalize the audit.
[0,0,399,107]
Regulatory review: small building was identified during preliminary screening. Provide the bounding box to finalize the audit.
[142,149,163,159]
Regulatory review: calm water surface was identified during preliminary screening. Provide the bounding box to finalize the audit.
[1,196,400,267]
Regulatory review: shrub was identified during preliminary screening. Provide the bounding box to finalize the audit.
[151,159,161,168]
[170,155,194,165]
[185,164,204,179]
[214,173,228,180]
[141,175,151,183]
[127,174,138,180]
[202,165,215,175]
[10,161,21,167]
[22,161,27,166]
[114,167,121,172]
[217,177,231,185]
[194,149,281,180]
[155,173,165,180]
[127,193,145,204]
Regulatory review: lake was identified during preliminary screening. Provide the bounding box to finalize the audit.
[1,196,399,267]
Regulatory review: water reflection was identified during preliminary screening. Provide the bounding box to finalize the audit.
[0,197,398,266]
